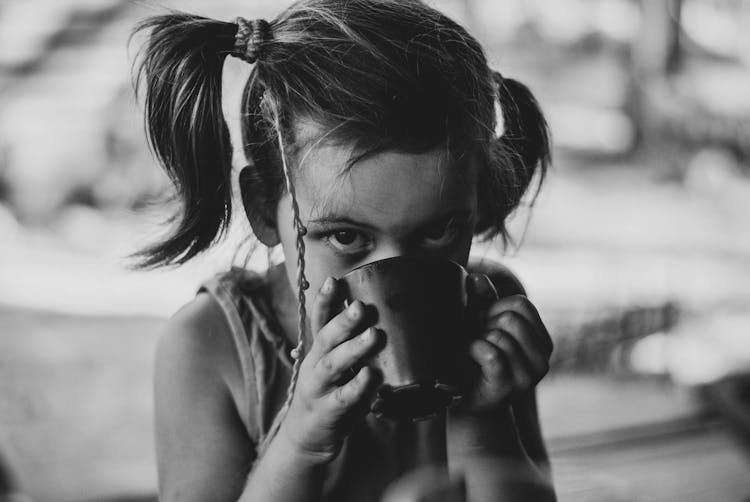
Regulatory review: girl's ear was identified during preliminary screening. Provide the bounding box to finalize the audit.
[239,167,280,246]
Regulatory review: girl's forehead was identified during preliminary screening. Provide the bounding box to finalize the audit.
[295,143,478,226]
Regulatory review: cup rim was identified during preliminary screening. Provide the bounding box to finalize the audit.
[339,256,466,279]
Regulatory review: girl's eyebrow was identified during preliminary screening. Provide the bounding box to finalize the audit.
[308,216,377,230]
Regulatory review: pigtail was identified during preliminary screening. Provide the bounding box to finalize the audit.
[478,72,551,239]
[495,72,551,190]
[132,13,239,267]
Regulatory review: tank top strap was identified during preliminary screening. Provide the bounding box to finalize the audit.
[198,267,293,444]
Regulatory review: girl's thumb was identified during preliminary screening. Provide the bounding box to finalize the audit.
[466,273,498,324]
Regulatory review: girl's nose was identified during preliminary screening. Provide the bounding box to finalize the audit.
[368,242,408,263]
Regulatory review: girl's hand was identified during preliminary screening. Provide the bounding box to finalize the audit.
[279,277,383,463]
[460,273,553,414]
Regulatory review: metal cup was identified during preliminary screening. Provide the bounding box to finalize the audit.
[339,256,473,421]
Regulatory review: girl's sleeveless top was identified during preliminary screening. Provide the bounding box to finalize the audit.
[198,267,405,502]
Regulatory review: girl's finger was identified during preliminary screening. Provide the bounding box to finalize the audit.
[466,273,499,338]
[328,366,376,411]
[310,277,344,335]
[310,300,372,358]
[314,328,383,387]
[466,273,499,324]
[489,312,551,374]
[469,338,511,396]
[487,295,553,356]
[485,330,535,390]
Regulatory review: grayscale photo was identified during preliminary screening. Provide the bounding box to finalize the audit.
[0,1,748,501]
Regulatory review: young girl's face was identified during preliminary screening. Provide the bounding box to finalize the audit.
[275,138,479,310]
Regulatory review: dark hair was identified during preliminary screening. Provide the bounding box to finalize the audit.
[132,0,550,267]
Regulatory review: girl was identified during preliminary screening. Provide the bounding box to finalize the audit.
[135,1,553,500]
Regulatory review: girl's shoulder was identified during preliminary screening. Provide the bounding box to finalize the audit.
[199,266,268,306]
[155,272,252,413]
[155,267,286,437]
[158,267,268,375]
[153,273,265,498]
[467,256,526,296]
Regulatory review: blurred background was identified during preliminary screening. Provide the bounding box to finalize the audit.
[1,0,749,500]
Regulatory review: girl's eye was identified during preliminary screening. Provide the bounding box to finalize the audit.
[324,230,371,254]
[420,218,463,248]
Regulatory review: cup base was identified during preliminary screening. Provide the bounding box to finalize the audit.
[371,381,463,421]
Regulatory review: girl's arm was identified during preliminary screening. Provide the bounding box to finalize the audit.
[156,277,381,502]
[464,259,551,471]
[511,387,551,474]
[446,391,549,468]
[447,262,554,501]
[154,295,327,502]
[447,402,554,502]
[241,428,328,502]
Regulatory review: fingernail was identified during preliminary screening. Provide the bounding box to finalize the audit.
[322,277,335,294]
[357,366,368,380]
[347,301,362,319]
[363,327,379,341]
[472,273,489,288]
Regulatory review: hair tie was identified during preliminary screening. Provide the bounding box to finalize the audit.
[233,17,270,64]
